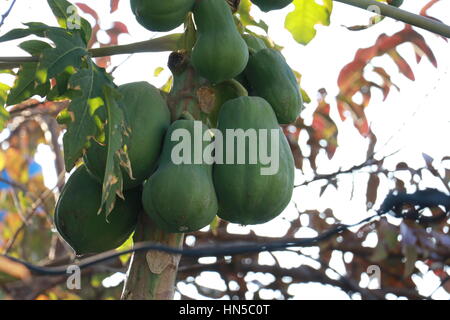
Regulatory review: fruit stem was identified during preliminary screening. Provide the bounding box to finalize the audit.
[179,111,196,121]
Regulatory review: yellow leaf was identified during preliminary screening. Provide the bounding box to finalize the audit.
[0,256,32,281]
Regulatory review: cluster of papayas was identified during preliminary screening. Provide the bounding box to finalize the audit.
[55,0,303,254]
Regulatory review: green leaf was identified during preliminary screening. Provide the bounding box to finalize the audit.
[38,29,87,83]
[98,86,129,218]
[6,63,50,105]
[0,23,51,43]
[285,0,333,45]
[47,65,77,101]
[7,41,52,106]
[0,83,10,129]
[238,0,269,33]
[19,40,52,56]
[47,0,92,45]
[62,63,110,170]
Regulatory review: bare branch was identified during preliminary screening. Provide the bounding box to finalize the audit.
[0,0,17,29]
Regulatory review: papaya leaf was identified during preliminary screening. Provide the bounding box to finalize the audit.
[47,66,77,100]
[6,41,52,106]
[38,29,87,83]
[18,40,53,55]
[6,63,50,106]
[285,0,332,45]
[0,22,54,43]
[62,63,110,171]
[98,86,128,218]
[0,83,10,129]
[47,0,92,45]
[237,0,269,34]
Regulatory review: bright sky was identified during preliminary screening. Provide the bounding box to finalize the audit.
[0,0,449,300]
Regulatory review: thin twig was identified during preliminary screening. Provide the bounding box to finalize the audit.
[42,116,65,190]
[0,0,17,29]
[294,158,379,188]
[3,171,65,254]
[0,177,28,194]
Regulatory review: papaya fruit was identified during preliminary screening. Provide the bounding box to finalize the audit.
[388,0,403,7]
[245,48,303,124]
[250,0,293,12]
[192,0,249,84]
[84,82,170,190]
[213,96,295,225]
[142,120,218,233]
[242,34,267,53]
[131,0,195,32]
[55,165,141,255]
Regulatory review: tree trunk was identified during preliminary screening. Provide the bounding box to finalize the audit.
[121,213,184,300]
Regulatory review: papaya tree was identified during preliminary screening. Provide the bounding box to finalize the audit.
[0,0,449,300]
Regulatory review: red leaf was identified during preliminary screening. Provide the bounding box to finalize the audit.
[76,3,99,20]
[311,90,339,158]
[337,27,438,136]
[106,22,129,45]
[110,0,120,13]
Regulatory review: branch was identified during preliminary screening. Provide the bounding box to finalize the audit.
[42,116,65,190]
[1,189,447,290]
[178,260,429,300]
[0,177,28,194]
[0,34,183,68]
[334,0,450,38]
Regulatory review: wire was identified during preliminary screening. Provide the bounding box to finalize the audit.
[1,188,448,277]
[1,213,380,276]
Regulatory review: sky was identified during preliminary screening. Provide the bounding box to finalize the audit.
[0,0,449,300]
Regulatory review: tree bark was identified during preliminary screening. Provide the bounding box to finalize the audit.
[121,213,184,300]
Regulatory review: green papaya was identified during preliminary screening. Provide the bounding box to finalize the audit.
[142,120,218,233]
[245,48,303,124]
[213,96,295,225]
[192,0,249,84]
[84,82,170,190]
[250,0,293,12]
[388,0,403,7]
[55,165,141,255]
[131,0,195,32]
[242,34,267,53]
